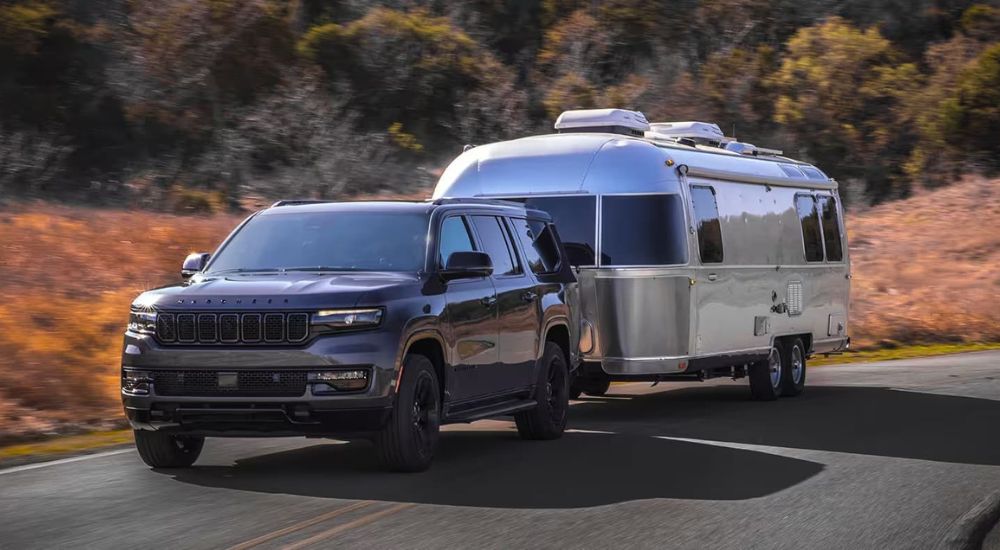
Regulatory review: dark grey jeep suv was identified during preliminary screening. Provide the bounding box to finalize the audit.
[122,199,578,471]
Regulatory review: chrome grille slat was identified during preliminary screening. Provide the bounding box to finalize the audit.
[155,312,310,345]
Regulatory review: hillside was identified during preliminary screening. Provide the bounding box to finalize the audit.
[847,177,1000,346]
[0,180,997,440]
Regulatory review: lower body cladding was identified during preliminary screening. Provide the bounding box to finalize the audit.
[122,376,393,438]
[120,329,400,438]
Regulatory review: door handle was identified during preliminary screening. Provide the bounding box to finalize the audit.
[707,273,718,282]
[521,291,538,302]
[480,296,497,308]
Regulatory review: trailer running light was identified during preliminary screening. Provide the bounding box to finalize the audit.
[122,369,153,395]
[308,370,369,392]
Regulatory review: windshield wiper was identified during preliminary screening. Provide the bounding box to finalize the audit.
[279,266,366,272]
[207,268,283,275]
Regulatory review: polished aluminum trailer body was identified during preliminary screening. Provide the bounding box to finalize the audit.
[433,132,850,377]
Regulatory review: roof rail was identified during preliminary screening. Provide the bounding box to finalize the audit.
[269,200,332,208]
[431,197,525,208]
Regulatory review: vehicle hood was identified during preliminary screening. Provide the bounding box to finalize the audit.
[134,272,423,311]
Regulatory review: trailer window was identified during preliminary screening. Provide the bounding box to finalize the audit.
[510,196,596,266]
[600,195,687,266]
[818,196,844,261]
[690,186,724,263]
[796,195,824,262]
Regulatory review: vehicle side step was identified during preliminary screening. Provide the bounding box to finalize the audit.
[445,399,536,423]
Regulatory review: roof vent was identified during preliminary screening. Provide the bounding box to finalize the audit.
[726,141,784,157]
[554,108,650,137]
[646,121,726,144]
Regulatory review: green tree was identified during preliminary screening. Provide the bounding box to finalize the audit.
[772,17,919,201]
[941,43,1000,165]
[298,8,524,148]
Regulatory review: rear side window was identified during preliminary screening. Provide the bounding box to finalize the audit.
[689,186,724,263]
[438,216,475,267]
[600,194,687,266]
[471,215,520,276]
[513,196,596,266]
[512,217,561,274]
[819,196,844,261]
[796,195,824,262]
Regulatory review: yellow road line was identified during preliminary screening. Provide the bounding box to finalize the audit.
[227,501,375,550]
[281,503,416,550]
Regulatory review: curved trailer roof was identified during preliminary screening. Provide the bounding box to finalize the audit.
[433,132,837,199]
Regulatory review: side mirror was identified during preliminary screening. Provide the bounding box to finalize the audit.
[181,252,210,279]
[440,251,493,281]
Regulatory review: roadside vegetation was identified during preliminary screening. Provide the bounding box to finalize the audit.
[2,1,1000,208]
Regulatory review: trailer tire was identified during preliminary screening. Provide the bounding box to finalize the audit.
[779,338,807,397]
[749,346,783,401]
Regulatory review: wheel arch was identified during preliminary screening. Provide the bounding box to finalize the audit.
[399,331,447,398]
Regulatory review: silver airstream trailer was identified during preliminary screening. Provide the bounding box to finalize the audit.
[432,109,850,400]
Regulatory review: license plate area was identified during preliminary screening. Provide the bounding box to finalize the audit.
[217,372,239,389]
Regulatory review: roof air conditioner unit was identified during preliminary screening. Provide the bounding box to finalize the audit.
[554,109,650,136]
[647,121,727,144]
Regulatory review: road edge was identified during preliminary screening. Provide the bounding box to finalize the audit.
[938,491,1000,550]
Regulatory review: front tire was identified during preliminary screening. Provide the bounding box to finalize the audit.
[375,354,441,472]
[134,430,204,468]
[749,345,783,401]
[779,338,807,397]
[515,342,569,440]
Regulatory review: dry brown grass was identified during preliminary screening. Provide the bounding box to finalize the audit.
[0,180,997,440]
[847,176,1000,347]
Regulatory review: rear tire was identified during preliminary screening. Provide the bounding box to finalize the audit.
[375,354,441,472]
[134,430,204,468]
[749,345,783,401]
[779,338,807,397]
[516,342,569,440]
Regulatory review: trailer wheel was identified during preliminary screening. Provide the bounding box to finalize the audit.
[749,346,783,401]
[779,338,807,397]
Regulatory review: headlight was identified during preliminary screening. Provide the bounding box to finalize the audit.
[128,311,157,335]
[312,308,383,329]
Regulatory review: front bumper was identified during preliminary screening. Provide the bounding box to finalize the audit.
[120,329,401,437]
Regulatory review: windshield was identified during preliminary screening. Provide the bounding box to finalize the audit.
[206,211,430,274]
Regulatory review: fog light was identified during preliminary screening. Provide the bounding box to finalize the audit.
[308,370,369,392]
[122,369,153,395]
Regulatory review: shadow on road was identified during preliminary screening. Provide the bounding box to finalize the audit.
[165,384,1000,508]
[570,384,1000,466]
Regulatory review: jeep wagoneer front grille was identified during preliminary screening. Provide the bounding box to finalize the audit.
[155,312,310,345]
[153,370,309,397]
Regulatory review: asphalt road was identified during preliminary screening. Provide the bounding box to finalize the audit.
[3,351,1000,549]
